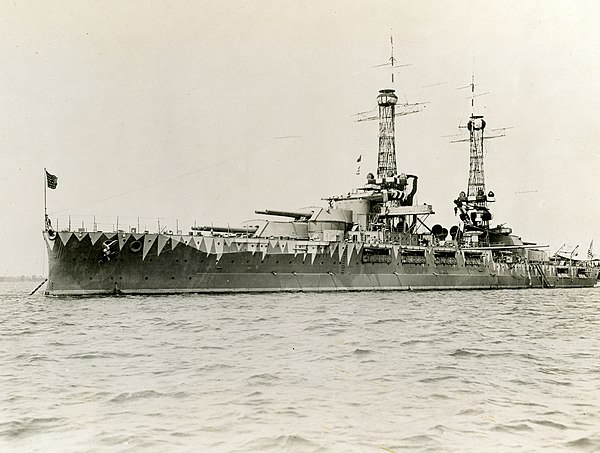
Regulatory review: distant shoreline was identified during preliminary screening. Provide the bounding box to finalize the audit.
[0,276,45,282]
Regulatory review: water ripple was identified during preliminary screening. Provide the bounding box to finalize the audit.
[2,282,600,452]
[0,417,64,438]
[109,390,189,403]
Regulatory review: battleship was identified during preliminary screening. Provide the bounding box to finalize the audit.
[42,83,598,295]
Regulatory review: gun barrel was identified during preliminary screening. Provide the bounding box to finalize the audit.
[192,226,258,234]
[255,209,313,220]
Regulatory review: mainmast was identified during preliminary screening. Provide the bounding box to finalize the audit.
[467,115,487,204]
[451,76,509,237]
[465,76,487,207]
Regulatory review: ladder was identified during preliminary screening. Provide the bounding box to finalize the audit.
[534,263,553,288]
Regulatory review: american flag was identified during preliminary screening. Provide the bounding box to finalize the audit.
[46,170,58,189]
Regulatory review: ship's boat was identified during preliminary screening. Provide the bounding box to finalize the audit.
[42,85,599,295]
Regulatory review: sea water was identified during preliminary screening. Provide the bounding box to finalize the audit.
[1,282,600,452]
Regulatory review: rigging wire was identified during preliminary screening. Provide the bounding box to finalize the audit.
[49,159,233,215]
[49,139,297,215]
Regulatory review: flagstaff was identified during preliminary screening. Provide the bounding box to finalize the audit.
[44,167,47,228]
[44,168,58,230]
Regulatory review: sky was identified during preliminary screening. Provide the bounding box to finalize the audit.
[1,0,600,275]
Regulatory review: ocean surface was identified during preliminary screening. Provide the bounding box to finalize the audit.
[1,282,600,452]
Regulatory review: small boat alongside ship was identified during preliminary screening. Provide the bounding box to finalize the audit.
[42,78,599,295]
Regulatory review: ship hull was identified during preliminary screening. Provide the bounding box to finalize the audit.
[43,232,599,296]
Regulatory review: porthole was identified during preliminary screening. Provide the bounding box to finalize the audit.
[144,276,149,280]
[130,241,142,253]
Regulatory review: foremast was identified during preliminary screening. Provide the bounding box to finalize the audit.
[321,87,433,245]
[377,89,398,178]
